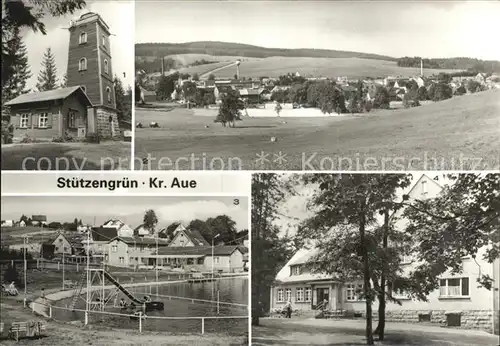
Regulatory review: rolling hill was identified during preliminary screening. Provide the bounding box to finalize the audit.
[135,41,396,61]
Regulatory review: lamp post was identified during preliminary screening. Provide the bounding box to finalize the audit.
[211,234,220,300]
[23,236,28,307]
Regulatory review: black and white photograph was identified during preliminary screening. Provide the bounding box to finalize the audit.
[251,173,500,345]
[134,1,499,171]
[0,195,249,345]
[1,0,133,170]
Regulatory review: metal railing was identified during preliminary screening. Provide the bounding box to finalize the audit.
[30,300,247,335]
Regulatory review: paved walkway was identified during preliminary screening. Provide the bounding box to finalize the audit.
[252,318,499,346]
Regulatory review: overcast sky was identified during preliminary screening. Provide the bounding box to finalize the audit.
[135,0,500,60]
[1,196,248,230]
[21,0,134,91]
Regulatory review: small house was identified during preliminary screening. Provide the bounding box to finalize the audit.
[5,87,94,140]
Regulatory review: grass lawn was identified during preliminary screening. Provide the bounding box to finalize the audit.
[252,318,499,345]
[135,90,500,170]
[1,141,131,170]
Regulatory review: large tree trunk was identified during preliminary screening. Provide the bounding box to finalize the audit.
[375,209,390,340]
[359,210,374,345]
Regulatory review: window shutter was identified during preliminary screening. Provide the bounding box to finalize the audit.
[461,278,469,296]
[32,114,39,128]
[14,114,21,129]
[46,113,53,128]
[27,113,33,128]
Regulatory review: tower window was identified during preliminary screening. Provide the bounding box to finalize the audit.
[78,58,87,71]
[104,59,109,74]
[79,32,87,44]
[102,35,106,47]
[106,87,111,103]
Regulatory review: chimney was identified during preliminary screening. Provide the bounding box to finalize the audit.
[236,65,240,80]
[420,58,423,77]
[161,57,164,76]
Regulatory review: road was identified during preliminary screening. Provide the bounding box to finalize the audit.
[252,318,500,346]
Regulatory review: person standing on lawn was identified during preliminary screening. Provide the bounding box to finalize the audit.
[285,300,293,318]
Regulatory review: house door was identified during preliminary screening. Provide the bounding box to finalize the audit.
[315,287,329,309]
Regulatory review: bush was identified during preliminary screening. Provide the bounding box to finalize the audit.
[1,121,13,144]
[52,132,74,143]
[86,132,100,144]
[20,134,36,143]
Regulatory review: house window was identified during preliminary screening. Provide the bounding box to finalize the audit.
[104,59,109,74]
[20,114,29,128]
[106,87,111,103]
[401,254,413,263]
[285,288,292,302]
[277,288,284,302]
[305,288,311,302]
[38,113,49,128]
[296,288,304,302]
[79,32,87,44]
[422,180,428,196]
[55,247,59,252]
[111,245,117,252]
[102,34,106,47]
[439,278,469,297]
[79,58,87,71]
[129,257,133,263]
[291,265,301,276]
[119,257,124,264]
[346,283,363,301]
[197,257,204,265]
[214,256,220,264]
[68,110,77,128]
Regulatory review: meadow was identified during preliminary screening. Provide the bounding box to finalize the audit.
[176,56,460,79]
[134,89,500,171]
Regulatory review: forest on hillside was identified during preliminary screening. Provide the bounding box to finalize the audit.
[397,56,500,74]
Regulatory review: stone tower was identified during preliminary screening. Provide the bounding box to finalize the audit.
[66,12,119,139]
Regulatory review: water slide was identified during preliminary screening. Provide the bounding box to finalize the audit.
[102,271,146,305]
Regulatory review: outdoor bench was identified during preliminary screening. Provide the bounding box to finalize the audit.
[8,321,46,341]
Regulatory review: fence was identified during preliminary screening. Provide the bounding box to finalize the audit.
[31,300,248,335]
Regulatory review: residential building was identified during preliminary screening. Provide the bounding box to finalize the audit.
[106,236,169,267]
[1,220,14,227]
[239,88,265,104]
[168,224,210,247]
[102,219,134,237]
[270,175,499,334]
[19,220,26,228]
[214,85,236,103]
[46,232,86,256]
[86,227,117,256]
[31,215,48,227]
[139,86,157,103]
[142,245,246,273]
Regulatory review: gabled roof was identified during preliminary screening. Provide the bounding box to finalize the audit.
[215,85,235,93]
[5,86,93,107]
[169,226,210,247]
[156,245,242,256]
[91,227,118,242]
[239,88,264,96]
[110,236,169,246]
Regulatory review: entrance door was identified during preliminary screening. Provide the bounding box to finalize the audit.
[316,287,330,309]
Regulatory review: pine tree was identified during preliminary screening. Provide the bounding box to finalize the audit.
[36,47,58,91]
[2,26,32,103]
[59,73,67,88]
[114,76,131,122]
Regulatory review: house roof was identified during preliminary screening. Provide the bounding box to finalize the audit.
[169,227,210,247]
[216,85,234,93]
[156,245,242,256]
[5,86,93,107]
[239,88,264,96]
[91,227,118,242]
[110,236,169,246]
